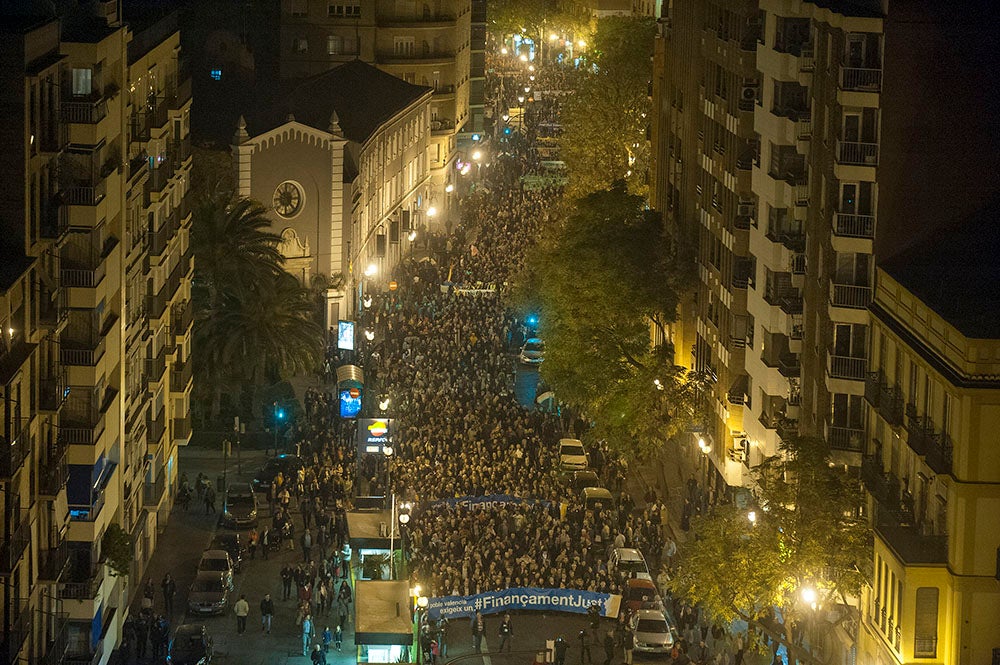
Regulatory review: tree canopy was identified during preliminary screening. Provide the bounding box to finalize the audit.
[489,0,589,40]
[560,16,656,199]
[516,184,698,457]
[668,435,871,660]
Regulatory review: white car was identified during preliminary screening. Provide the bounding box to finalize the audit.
[519,338,545,365]
[559,438,588,471]
[630,608,674,653]
[610,547,652,581]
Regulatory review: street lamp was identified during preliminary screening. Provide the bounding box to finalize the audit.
[364,328,375,341]
[379,396,391,412]
[364,262,378,277]
[747,510,757,525]
[800,586,818,609]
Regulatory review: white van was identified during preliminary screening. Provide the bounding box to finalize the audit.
[559,438,589,471]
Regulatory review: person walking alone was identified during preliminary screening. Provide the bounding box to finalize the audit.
[471,611,485,654]
[302,613,315,656]
[498,614,513,652]
[260,594,274,634]
[234,594,249,634]
[161,573,176,617]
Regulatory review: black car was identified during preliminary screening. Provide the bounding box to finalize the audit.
[169,624,213,665]
[208,533,244,573]
[222,482,258,528]
[251,454,305,493]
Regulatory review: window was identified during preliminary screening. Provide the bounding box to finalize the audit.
[394,37,415,56]
[71,68,93,96]
[289,0,307,17]
[913,587,938,658]
[327,35,343,55]
[209,68,222,81]
[328,2,361,17]
[293,37,309,53]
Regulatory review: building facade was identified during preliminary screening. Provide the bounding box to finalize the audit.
[278,0,469,228]
[0,6,192,663]
[859,224,1000,664]
[233,60,431,322]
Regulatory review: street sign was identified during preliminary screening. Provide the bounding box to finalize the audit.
[389,280,398,291]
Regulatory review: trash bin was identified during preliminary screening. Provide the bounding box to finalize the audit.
[217,475,225,493]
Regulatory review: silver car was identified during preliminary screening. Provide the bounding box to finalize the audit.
[630,608,674,653]
[197,550,234,591]
[187,571,229,615]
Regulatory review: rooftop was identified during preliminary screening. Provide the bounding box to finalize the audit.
[880,197,1000,339]
[253,60,431,144]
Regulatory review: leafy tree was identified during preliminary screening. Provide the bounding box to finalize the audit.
[561,17,656,199]
[518,184,698,457]
[489,0,588,41]
[668,435,871,662]
[101,523,133,577]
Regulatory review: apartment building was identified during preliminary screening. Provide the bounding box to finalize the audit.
[278,0,469,228]
[859,218,1000,664]
[0,6,192,663]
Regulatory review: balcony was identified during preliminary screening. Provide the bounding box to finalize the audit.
[144,474,166,507]
[925,430,953,476]
[69,484,107,522]
[64,638,104,665]
[170,361,192,391]
[40,203,69,240]
[840,66,882,92]
[40,611,70,665]
[61,98,108,124]
[830,282,872,309]
[828,426,864,451]
[39,286,68,331]
[837,140,879,166]
[861,454,890,503]
[59,562,106,600]
[170,135,192,167]
[0,418,32,478]
[60,332,106,367]
[834,212,875,239]
[39,541,70,582]
[376,12,457,26]
[375,48,456,64]
[39,374,69,412]
[147,285,169,321]
[865,372,904,427]
[127,150,148,183]
[171,301,193,334]
[167,77,192,110]
[764,284,803,315]
[130,111,151,141]
[39,437,70,497]
[173,416,192,441]
[829,354,867,380]
[146,348,167,385]
[0,600,32,663]
[874,506,948,565]
[147,408,166,444]
[146,159,175,195]
[765,226,805,252]
[0,509,31,573]
[61,179,106,206]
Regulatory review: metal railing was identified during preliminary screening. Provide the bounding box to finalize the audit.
[765,227,805,252]
[376,48,456,62]
[39,541,70,582]
[0,509,31,573]
[838,140,879,166]
[144,475,166,507]
[62,180,106,206]
[764,285,803,314]
[925,430,953,475]
[40,204,69,239]
[173,416,192,440]
[0,418,32,478]
[0,600,32,663]
[39,374,68,411]
[64,639,104,665]
[69,487,106,522]
[834,212,875,239]
[40,611,70,665]
[171,301,193,333]
[146,348,167,384]
[830,282,872,309]
[840,66,882,92]
[828,426,864,451]
[829,354,867,380]
[778,354,800,378]
[39,437,70,496]
[860,454,889,502]
[148,408,166,444]
[170,361,192,391]
[59,564,105,600]
[913,637,937,659]
[60,335,106,367]
[61,98,108,124]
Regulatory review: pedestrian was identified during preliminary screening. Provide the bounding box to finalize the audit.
[234,594,249,633]
[301,529,313,563]
[302,613,314,656]
[498,613,513,652]
[471,610,485,653]
[311,643,326,665]
[135,616,149,660]
[282,565,293,600]
[335,624,343,651]
[161,573,176,617]
[260,593,274,634]
[733,633,745,665]
[261,527,270,560]
[603,630,615,665]
[578,629,592,664]
[322,626,332,653]
[622,628,634,665]
[554,635,569,665]
[143,579,155,609]
[248,527,258,560]
[205,482,216,514]
[340,542,352,578]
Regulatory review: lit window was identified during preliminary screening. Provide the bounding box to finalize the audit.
[210,68,222,81]
[294,38,309,54]
[71,68,93,96]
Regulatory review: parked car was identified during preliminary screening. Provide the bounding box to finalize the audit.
[222,482,258,528]
[630,608,674,653]
[610,547,652,581]
[581,487,615,512]
[571,470,601,493]
[168,624,213,664]
[197,550,234,591]
[187,572,229,616]
[623,578,661,612]
[519,338,545,365]
[208,533,244,573]
[251,454,305,493]
[558,438,588,471]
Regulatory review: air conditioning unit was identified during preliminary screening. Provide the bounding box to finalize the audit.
[737,202,754,217]
[740,84,758,103]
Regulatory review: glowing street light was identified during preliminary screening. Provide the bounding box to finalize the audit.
[549,33,558,40]
[501,47,508,55]
[407,230,417,242]
[445,183,454,193]
[427,206,437,217]
[801,586,818,610]
[578,40,587,48]
[379,396,391,412]
[519,54,528,62]
[364,328,375,341]
[472,150,482,161]
[364,262,378,277]
[747,510,757,525]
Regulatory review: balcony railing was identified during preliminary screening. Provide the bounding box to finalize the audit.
[913,637,937,660]
[765,227,805,252]
[62,179,106,206]
[171,136,192,166]
[39,541,70,582]
[40,611,70,665]
[69,486,107,522]
[39,374,68,412]
[0,600,32,663]
[0,418,32,478]
[64,637,104,665]
[146,348,167,384]
[904,412,933,456]
[874,509,948,565]
[40,204,69,240]
[39,438,70,497]
[173,416,192,440]
[838,140,879,166]
[61,98,108,124]
[778,354,800,378]
[148,409,166,444]
[60,333,106,367]
[860,454,889,503]
[376,48,456,62]
[764,285,803,315]
[925,430,953,475]
[144,474,166,507]
[167,77,192,110]
[830,282,872,309]
[840,66,882,92]
[59,564,105,600]
[828,426,864,451]
[829,354,867,380]
[0,509,31,573]
[865,372,905,427]
[376,12,457,24]
[171,301,193,334]
[834,212,875,239]
[170,361,192,391]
